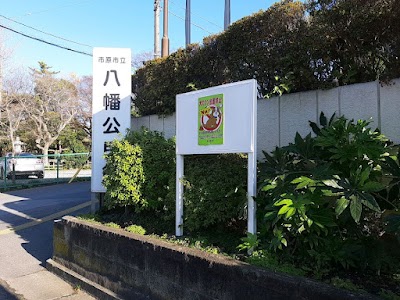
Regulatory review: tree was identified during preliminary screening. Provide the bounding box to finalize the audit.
[23,62,78,165]
[0,28,14,102]
[132,51,154,71]
[0,69,32,154]
[76,75,92,138]
[306,0,400,84]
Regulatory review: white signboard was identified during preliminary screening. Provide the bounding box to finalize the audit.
[176,79,257,154]
[91,47,131,193]
[175,79,257,236]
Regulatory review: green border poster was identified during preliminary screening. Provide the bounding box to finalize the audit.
[198,94,224,145]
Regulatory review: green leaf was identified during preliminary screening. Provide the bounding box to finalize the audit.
[264,211,276,220]
[294,132,304,146]
[261,183,277,192]
[350,196,362,223]
[335,197,350,216]
[278,205,291,215]
[285,207,296,219]
[274,199,293,206]
[291,176,315,189]
[363,181,385,192]
[298,224,306,233]
[384,156,400,176]
[360,193,381,213]
[358,168,370,186]
[323,179,342,189]
[319,112,327,127]
[322,189,341,197]
[309,121,320,135]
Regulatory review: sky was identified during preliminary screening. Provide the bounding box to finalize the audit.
[1,0,280,78]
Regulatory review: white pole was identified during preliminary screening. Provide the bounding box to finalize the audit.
[176,154,184,236]
[248,79,257,234]
[247,152,257,234]
[154,0,161,58]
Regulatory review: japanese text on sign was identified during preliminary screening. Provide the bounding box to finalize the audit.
[92,48,132,193]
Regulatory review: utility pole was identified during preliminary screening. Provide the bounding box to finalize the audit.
[224,0,231,30]
[185,0,191,47]
[161,0,170,57]
[154,0,161,58]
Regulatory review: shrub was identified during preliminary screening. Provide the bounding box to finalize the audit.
[103,128,175,213]
[166,154,248,232]
[125,224,146,235]
[257,113,400,275]
[103,139,145,211]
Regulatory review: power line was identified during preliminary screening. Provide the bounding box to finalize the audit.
[167,9,214,35]
[0,24,92,57]
[0,14,92,48]
[169,0,223,31]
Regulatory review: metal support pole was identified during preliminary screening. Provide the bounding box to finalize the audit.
[224,0,231,30]
[91,192,99,213]
[11,162,15,184]
[176,154,184,236]
[3,157,7,185]
[56,155,60,182]
[247,152,257,234]
[185,0,191,47]
[161,0,170,57]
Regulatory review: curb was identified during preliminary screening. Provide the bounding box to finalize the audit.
[46,259,121,300]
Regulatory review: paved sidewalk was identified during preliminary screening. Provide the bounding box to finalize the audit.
[0,227,96,300]
[0,182,97,300]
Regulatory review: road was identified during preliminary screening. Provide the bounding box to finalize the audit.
[0,181,95,300]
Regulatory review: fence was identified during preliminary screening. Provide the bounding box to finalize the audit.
[131,78,400,159]
[0,152,91,190]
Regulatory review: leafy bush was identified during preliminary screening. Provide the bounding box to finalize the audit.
[62,151,89,169]
[103,139,145,210]
[103,128,175,213]
[103,129,247,234]
[166,154,248,232]
[124,129,176,212]
[257,113,400,276]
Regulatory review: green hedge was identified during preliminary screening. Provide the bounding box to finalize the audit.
[103,129,175,212]
[165,154,248,232]
[132,0,400,116]
[102,129,248,232]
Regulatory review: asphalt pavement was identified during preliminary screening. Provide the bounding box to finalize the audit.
[0,181,96,300]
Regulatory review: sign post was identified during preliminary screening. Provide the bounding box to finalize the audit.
[176,79,257,236]
[91,48,132,203]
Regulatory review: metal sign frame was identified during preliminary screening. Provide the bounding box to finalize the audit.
[175,79,257,236]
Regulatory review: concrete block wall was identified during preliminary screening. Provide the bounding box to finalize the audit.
[131,79,400,160]
[50,216,376,300]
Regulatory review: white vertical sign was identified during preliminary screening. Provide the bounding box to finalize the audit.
[92,48,131,193]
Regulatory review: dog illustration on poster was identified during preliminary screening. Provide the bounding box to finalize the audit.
[198,94,224,145]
